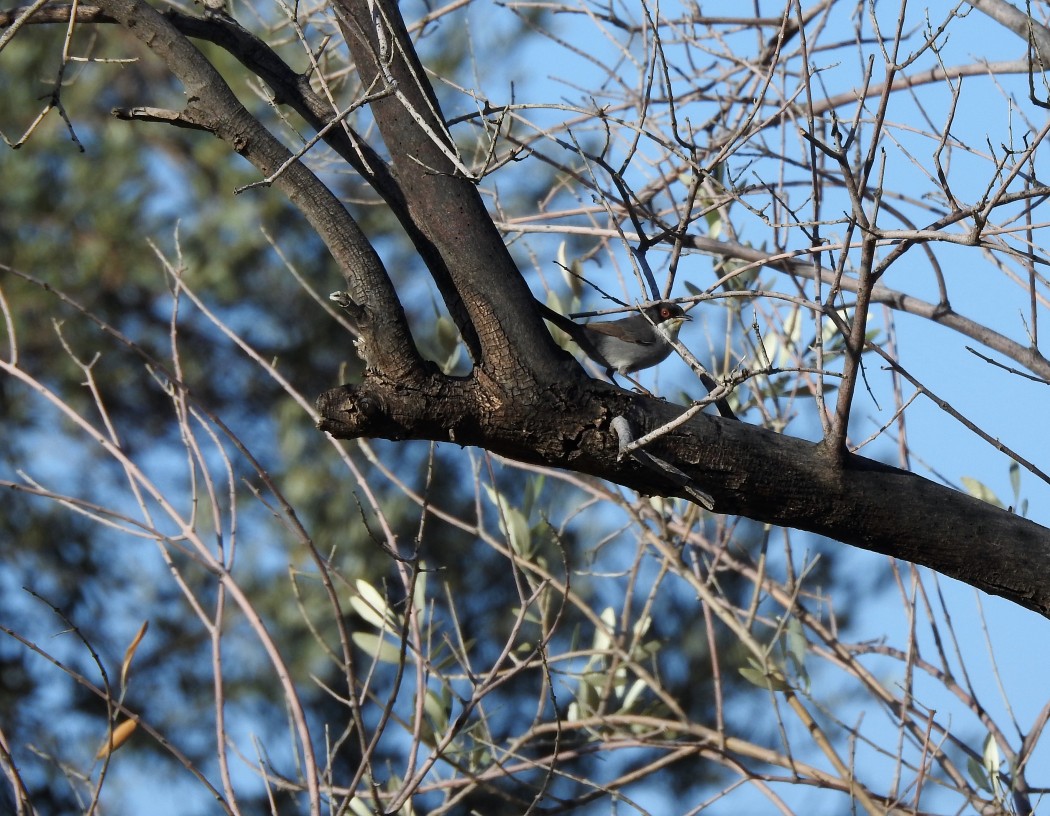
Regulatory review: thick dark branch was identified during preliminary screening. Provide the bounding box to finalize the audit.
[318,376,1050,618]
[89,0,423,378]
[164,8,485,363]
[331,0,567,385]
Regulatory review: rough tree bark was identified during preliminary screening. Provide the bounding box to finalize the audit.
[24,0,1050,615]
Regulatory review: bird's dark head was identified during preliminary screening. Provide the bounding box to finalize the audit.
[645,302,691,325]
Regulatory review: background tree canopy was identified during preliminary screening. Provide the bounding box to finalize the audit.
[1,0,1049,814]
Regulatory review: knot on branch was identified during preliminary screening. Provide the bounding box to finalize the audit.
[316,373,475,443]
[356,392,383,418]
[316,383,399,438]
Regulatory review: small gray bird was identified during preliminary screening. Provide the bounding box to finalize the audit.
[537,301,690,378]
[538,299,738,419]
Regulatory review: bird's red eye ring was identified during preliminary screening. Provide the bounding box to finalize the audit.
[660,307,672,318]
